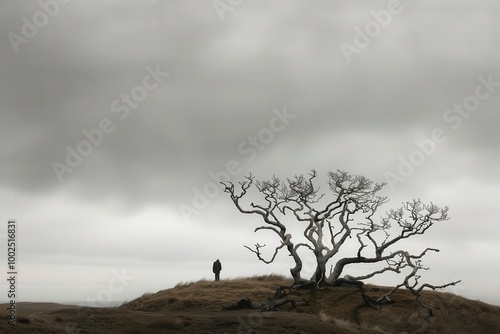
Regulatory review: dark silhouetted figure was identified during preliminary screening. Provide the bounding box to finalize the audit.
[213,259,222,281]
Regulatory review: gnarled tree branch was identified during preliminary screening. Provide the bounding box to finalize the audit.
[221,170,459,315]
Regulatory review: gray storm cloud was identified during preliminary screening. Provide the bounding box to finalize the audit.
[0,0,499,305]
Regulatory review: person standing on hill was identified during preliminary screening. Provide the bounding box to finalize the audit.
[213,259,222,281]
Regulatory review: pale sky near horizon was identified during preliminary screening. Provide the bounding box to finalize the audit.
[1,0,499,307]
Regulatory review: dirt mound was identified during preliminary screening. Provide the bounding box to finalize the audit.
[2,275,500,333]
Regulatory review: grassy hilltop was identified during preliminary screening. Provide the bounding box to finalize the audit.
[2,274,500,333]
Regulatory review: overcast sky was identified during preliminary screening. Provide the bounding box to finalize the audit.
[1,0,499,307]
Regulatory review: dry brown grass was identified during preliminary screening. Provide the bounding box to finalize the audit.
[123,274,290,313]
[1,275,500,333]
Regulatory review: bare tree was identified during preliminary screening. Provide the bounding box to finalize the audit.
[221,170,460,313]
